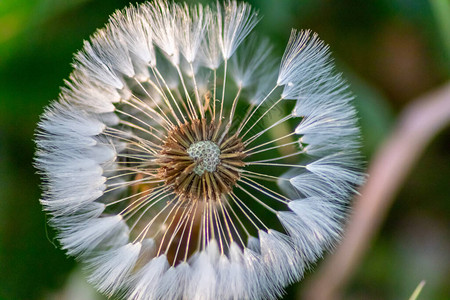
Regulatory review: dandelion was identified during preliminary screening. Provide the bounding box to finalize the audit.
[35,1,364,299]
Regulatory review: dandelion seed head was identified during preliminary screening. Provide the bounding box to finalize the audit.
[34,1,364,299]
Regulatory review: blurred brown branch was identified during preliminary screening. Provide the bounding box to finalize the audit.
[301,82,450,300]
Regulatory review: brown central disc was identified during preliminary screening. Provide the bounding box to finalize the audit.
[156,119,247,203]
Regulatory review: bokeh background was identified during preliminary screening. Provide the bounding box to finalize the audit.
[0,0,448,299]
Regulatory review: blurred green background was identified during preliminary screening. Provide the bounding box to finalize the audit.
[0,0,448,299]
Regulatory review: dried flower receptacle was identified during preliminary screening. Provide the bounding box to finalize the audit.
[156,120,246,204]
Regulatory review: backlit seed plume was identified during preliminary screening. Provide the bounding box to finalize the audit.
[34,1,364,299]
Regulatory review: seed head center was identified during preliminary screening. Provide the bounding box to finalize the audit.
[187,141,221,176]
[156,120,246,202]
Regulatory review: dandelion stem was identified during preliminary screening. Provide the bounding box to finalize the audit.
[245,140,299,156]
[183,200,199,261]
[245,162,307,168]
[152,66,186,125]
[230,191,269,231]
[240,176,290,204]
[246,149,305,163]
[225,199,251,238]
[244,114,293,146]
[244,132,296,153]
[236,184,278,214]
[219,59,228,122]
[242,97,283,139]
[174,65,199,121]
[218,85,242,143]
[213,68,217,122]
[133,79,175,129]
[237,84,279,134]
[190,62,205,119]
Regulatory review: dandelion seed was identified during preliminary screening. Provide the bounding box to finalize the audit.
[35,1,364,299]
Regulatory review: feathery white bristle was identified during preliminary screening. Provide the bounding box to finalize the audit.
[179,56,199,78]
[300,133,361,156]
[278,204,341,264]
[97,112,120,126]
[110,6,156,68]
[39,101,105,137]
[187,251,217,300]
[277,30,331,100]
[37,156,105,215]
[306,152,364,194]
[206,239,220,263]
[229,243,248,298]
[198,6,222,69]
[243,248,281,300]
[48,202,105,227]
[74,41,124,89]
[294,98,357,137]
[64,72,120,113]
[144,1,179,65]
[128,255,169,300]
[58,215,128,256]
[139,238,156,262]
[247,60,278,105]
[42,174,105,204]
[247,235,261,253]
[289,171,339,199]
[40,190,104,216]
[218,1,260,59]
[86,144,116,163]
[242,249,268,299]
[176,3,207,63]
[90,28,136,78]
[38,157,101,180]
[214,243,246,299]
[154,262,190,300]
[293,75,350,116]
[259,230,305,285]
[86,242,142,296]
[230,36,274,88]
